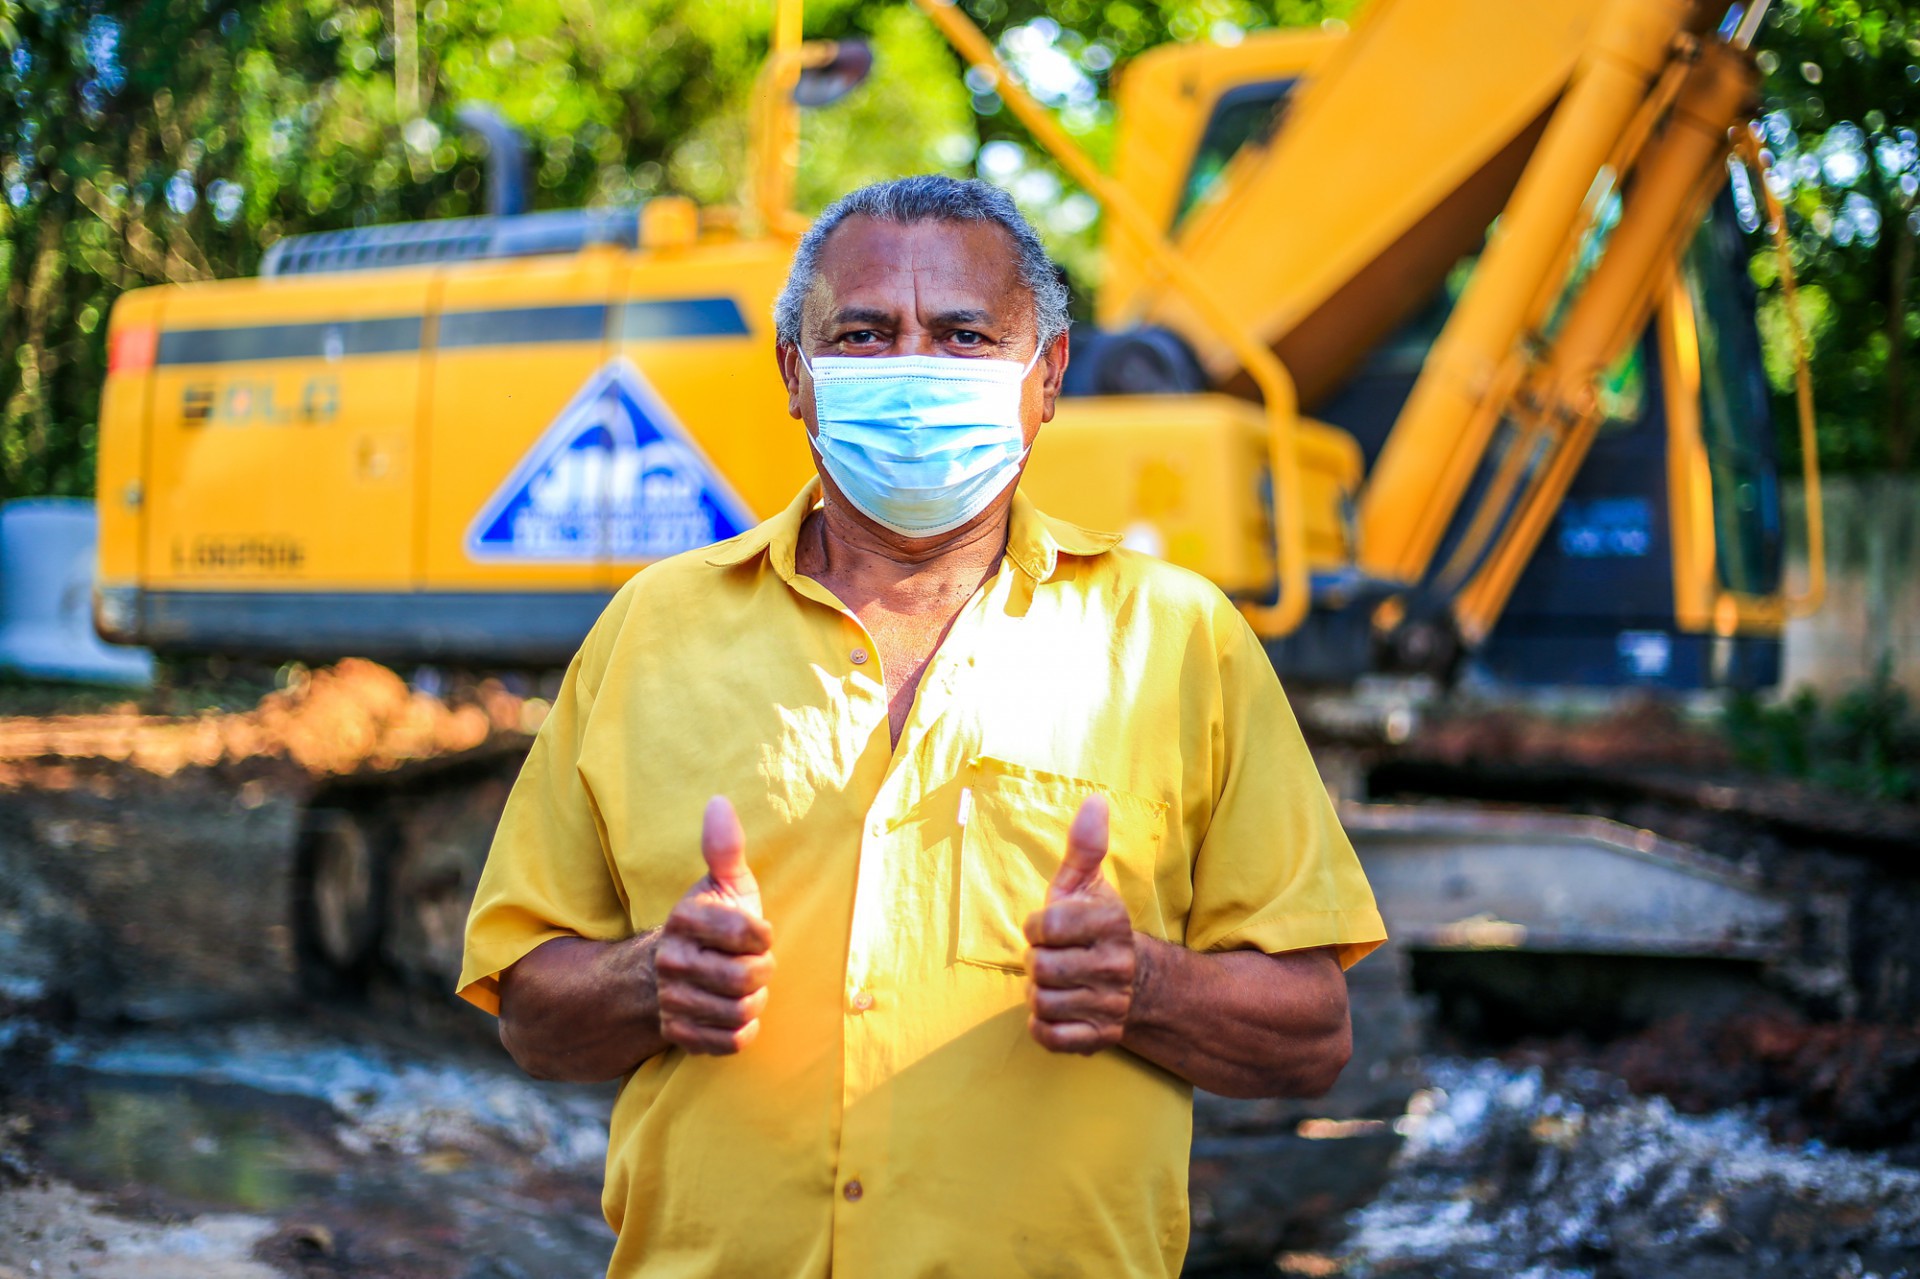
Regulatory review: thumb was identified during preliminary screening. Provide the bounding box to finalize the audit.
[701,795,761,914]
[1047,795,1110,900]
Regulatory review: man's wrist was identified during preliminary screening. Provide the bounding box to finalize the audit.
[617,927,665,1033]
[1123,930,1161,1038]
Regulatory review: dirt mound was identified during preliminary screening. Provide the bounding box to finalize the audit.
[0,663,540,1021]
[1407,695,1734,772]
[0,660,531,782]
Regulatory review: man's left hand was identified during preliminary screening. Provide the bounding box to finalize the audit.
[1023,795,1137,1054]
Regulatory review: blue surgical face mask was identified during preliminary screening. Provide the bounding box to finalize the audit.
[801,346,1042,538]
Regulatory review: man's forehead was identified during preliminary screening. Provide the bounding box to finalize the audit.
[806,215,1027,321]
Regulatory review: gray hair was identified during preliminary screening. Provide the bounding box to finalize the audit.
[772,174,1070,350]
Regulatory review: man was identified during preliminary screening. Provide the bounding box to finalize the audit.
[458,174,1385,1278]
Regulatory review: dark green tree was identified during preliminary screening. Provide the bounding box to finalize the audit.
[1749,0,1920,473]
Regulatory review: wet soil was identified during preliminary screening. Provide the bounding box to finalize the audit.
[1507,1012,1920,1163]
[5,1016,1917,1279]
[1341,1060,1920,1279]
[0,1016,614,1279]
[1,1179,283,1279]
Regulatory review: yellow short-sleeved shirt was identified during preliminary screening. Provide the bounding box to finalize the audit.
[459,482,1385,1279]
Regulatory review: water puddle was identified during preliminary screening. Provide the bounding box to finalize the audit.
[51,1022,613,1171]
[21,1022,617,1278]
[42,1072,344,1213]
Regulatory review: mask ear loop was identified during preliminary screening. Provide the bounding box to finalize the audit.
[1021,337,1047,379]
[1012,337,1049,467]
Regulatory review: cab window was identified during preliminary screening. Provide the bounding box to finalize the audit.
[1682,197,1783,597]
[1175,79,1297,226]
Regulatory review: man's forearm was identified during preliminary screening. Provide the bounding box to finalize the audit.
[498,931,667,1083]
[1120,938,1351,1099]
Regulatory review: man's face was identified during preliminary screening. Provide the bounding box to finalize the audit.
[777,215,1068,451]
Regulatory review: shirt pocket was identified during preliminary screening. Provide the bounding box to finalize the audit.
[955,755,1170,972]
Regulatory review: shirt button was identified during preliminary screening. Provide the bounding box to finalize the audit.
[850,647,869,665]
[844,1179,864,1202]
[851,990,874,1013]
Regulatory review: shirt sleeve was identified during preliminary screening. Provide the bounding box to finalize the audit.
[1184,603,1387,970]
[456,611,632,1015]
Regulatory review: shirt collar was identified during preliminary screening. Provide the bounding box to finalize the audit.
[703,480,1122,584]
[703,481,816,579]
[1005,489,1123,582]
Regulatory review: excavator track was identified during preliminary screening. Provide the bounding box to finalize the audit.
[293,740,529,1000]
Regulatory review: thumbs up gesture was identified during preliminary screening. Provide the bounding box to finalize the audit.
[654,796,775,1055]
[1023,795,1139,1055]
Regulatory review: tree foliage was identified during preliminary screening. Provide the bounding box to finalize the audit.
[1747,1,1920,474]
[0,0,1912,503]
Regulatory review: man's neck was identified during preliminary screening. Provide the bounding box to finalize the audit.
[801,492,1012,617]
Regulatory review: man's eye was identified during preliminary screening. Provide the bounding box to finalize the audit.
[838,330,881,345]
[949,331,986,346]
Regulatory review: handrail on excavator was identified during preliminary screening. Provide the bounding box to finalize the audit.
[1737,126,1825,618]
[751,0,814,237]
[756,0,1314,637]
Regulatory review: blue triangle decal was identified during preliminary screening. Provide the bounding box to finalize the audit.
[467,358,755,562]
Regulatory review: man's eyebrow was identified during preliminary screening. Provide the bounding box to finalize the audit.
[929,308,994,328]
[826,306,897,328]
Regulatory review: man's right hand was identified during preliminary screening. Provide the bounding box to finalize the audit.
[653,795,775,1055]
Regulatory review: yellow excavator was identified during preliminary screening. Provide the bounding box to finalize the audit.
[94,0,1820,694]
[89,0,1822,1209]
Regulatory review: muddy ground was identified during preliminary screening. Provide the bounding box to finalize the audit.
[3,672,1920,1277]
[0,1014,616,1278]
[4,1014,1917,1279]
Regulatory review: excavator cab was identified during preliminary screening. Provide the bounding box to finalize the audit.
[1475,192,1786,687]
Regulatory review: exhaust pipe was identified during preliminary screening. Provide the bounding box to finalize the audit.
[454,104,530,217]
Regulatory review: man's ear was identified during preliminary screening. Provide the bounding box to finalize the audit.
[776,342,806,421]
[1038,330,1070,425]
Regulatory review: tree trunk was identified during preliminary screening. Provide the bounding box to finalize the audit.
[1887,199,1915,473]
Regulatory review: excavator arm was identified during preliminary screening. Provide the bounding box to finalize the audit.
[1075,0,1782,671]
